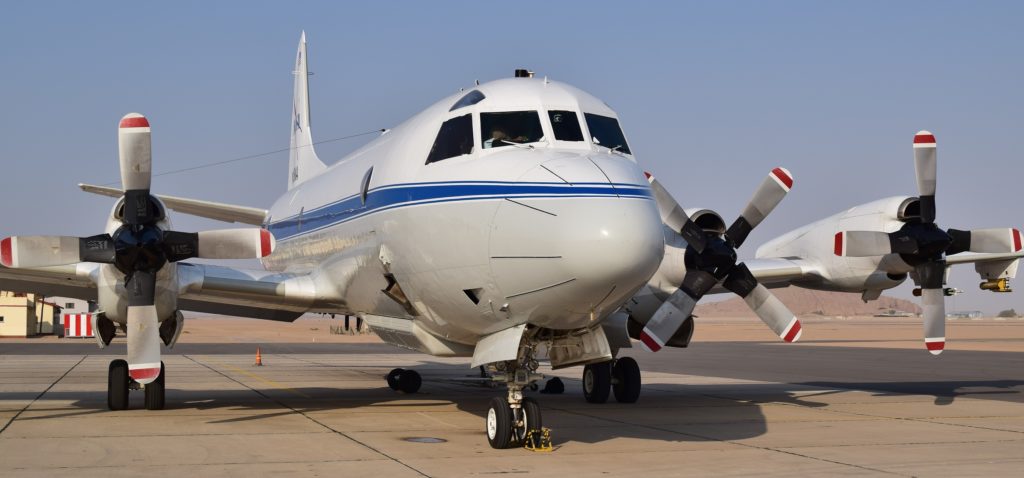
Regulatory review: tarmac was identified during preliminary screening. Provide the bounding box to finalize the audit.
[1,316,1023,477]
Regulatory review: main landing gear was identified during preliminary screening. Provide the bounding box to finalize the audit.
[107,360,165,411]
[484,343,546,449]
[582,356,641,404]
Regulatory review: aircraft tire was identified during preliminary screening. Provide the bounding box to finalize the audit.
[612,357,641,403]
[397,369,422,393]
[515,397,543,443]
[108,359,130,411]
[486,397,514,449]
[144,362,166,410]
[583,362,612,403]
[386,368,404,390]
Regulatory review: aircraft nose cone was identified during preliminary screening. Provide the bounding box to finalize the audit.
[489,182,664,329]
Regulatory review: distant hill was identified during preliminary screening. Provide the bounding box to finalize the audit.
[695,287,922,317]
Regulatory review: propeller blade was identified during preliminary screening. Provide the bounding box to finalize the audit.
[118,113,153,192]
[639,270,717,352]
[0,235,112,268]
[119,113,157,225]
[913,131,937,223]
[79,234,116,263]
[721,263,802,342]
[920,288,946,355]
[915,260,947,355]
[726,167,793,249]
[645,172,707,253]
[125,270,162,383]
[947,228,1022,255]
[833,231,919,257]
[163,229,274,262]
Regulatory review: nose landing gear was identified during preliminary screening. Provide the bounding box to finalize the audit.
[484,344,548,449]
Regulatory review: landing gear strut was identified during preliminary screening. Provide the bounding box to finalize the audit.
[484,343,545,449]
[583,357,641,404]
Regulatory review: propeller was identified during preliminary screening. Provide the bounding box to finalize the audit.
[639,168,800,352]
[834,131,1023,355]
[0,113,275,382]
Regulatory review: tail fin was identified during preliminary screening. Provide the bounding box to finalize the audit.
[288,31,327,189]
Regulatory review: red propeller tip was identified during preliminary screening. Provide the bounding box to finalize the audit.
[833,232,845,256]
[1013,229,1022,252]
[770,167,793,190]
[913,131,936,145]
[925,338,945,355]
[782,318,802,342]
[638,330,662,352]
[643,171,653,181]
[0,237,12,267]
[119,114,150,129]
[259,229,274,257]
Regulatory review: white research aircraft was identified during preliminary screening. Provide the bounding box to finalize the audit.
[1,33,1022,449]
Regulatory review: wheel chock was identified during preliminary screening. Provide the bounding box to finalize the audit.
[524,427,554,452]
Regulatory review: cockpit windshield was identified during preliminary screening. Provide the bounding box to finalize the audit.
[584,113,631,154]
[481,111,544,149]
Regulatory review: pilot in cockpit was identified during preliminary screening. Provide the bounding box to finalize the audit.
[484,128,528,149]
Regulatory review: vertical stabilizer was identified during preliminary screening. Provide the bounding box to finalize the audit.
[288,31,327,189]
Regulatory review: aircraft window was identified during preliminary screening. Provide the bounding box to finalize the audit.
[584,113,631,154]
[481,111,544,149]
[450,90,485,111]
[426,114,474,164]
[548,110,584,142]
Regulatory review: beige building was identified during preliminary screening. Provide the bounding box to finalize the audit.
[0,291,61,337]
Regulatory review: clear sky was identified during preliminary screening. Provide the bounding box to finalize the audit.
[1,1,1022,313]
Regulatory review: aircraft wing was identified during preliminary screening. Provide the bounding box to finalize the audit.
[0,262,316,322]
[79,183,268,225]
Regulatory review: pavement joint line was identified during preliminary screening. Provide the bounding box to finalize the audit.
[203,358,312,399]
[0,355,86,436]
[545,402,908,476]
[9,457,405,472]
[183,354,433,478]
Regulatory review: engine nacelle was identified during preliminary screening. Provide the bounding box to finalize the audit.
[756,196,917,294]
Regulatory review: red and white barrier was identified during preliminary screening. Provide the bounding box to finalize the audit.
[64,314,94,338]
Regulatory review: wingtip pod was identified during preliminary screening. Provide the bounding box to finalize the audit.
[0,237,12,267]
[925,337,945,355]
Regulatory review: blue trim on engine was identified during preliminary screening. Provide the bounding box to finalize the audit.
[266,181,652,240]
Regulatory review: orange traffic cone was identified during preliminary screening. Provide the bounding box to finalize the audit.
[254,346,263,366]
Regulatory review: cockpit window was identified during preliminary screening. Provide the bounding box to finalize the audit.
[584,113,631,154]
[450,90,485,111]
[548,110,584,142]
[426,114,473,164]
[481,111,544,149]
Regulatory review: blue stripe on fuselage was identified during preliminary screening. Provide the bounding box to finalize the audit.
[266,181,652,241]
